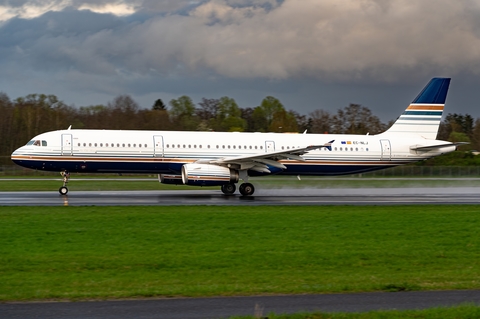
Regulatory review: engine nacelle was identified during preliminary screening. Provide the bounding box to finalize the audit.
[181,164,239,186]
[158,174,183,185]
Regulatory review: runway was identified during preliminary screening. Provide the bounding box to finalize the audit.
[1,186,480,206]
[2,290,480,319]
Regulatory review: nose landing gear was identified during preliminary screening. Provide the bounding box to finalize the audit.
[59,170,70,195]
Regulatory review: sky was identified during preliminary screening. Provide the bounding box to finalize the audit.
[1,0,480,122]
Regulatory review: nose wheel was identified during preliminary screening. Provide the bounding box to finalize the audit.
[59,170,70,195]
[59,186,68,195]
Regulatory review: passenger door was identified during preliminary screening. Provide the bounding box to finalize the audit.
[380,139,391,161]
[154,135,164,157]
[61,134,73,156]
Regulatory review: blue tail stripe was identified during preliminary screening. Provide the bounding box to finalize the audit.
[412,78,451,104]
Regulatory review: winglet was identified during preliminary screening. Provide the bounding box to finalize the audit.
[306,140,335,152]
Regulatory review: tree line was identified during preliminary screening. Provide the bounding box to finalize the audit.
[0,92,478,159]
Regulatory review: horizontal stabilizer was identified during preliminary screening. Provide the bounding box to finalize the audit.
[410,142,468,151]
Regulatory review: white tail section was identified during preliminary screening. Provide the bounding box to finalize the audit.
[382,78,450,140]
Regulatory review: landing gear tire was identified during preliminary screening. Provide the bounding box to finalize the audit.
[59,186,69,195]
[239,183,255,196]
[221,183,236,195]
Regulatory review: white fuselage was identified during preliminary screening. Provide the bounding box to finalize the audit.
[11,129,455,176]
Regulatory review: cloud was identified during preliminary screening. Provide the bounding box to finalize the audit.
[4,0,480,82]
[1,0,480,118]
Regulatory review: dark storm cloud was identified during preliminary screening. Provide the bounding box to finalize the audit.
[1,0,480,120]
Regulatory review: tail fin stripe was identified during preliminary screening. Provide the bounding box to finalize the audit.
[406,105,444,110]
[397,117,442,121]
[402,111,443,116]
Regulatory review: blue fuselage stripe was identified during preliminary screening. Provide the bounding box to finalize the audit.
[12,158,397,177]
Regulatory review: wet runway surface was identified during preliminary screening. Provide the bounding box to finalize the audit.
[1,187,479,206]
[3,290,480,319]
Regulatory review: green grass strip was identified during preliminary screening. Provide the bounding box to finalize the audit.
[0,205,479,301]
[229,304,480,319]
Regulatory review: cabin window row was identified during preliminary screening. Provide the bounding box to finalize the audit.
[333,147,369,152]
[78,143,148,148]
[165,144,264,150]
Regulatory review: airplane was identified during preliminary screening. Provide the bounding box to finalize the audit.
[11,77,462,196]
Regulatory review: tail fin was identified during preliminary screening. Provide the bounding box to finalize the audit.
[382,77,451,139]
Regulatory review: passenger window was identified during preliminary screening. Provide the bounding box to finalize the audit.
[42,141,47,146]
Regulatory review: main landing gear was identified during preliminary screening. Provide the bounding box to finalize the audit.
[59,170,70,195]
[221,183,255,196]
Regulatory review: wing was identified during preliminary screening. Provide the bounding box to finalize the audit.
[203,140,334,173]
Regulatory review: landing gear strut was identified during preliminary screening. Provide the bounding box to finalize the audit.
[59,170,70,195]
[221,183,236,195]
[239,183,255,196]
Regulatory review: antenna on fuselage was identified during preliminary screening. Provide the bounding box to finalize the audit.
[67,125,72,130]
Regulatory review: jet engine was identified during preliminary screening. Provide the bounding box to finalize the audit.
[181,164,239,186]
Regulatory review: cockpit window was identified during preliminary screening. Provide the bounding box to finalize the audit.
[26,140,47,146]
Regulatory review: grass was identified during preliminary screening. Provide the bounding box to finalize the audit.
[229,304,480,319]
[0,205,479,301]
